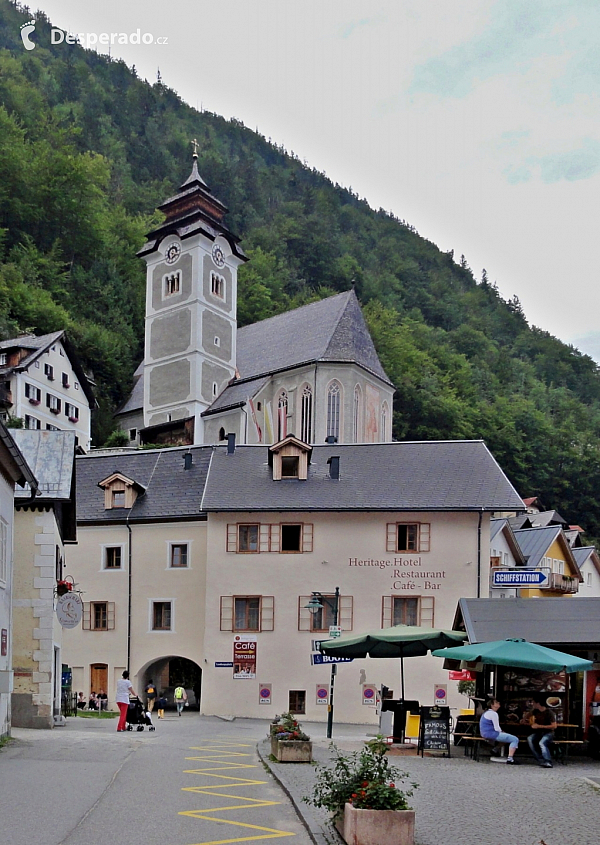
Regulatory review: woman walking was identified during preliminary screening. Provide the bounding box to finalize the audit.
[116,670,137,732]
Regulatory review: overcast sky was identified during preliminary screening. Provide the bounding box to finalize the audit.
[31,0,600,359]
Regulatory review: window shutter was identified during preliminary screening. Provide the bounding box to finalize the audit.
[420,596,434,627]
[259,524,270,552]
[270,524,280,553]
[419,523,430,552]
[298,596,311,631]
[261,596,274,631]
[226,524,237,552]
[82,602,91,630]
[386,523,396,552]
[220,596,234,631]
[107,602,115,630]
[382,596,392,628]
[339,596,353,631]
[302,523,314,553]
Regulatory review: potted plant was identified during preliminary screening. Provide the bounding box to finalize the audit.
[304,735,418,845]
[269,712,312,762]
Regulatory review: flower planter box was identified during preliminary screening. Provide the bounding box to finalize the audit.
[335,803,415,845]
[270,737,312,762]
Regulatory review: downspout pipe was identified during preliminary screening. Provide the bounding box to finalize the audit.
[126,517,132,674]
[477,509,483,598]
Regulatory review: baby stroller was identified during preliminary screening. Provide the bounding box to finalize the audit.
[126,697,155,731]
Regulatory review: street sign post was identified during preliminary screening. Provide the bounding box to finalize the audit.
[490,569,550,589]
[311,654,354,665]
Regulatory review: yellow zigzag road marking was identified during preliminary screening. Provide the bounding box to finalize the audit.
[179,740,295,845]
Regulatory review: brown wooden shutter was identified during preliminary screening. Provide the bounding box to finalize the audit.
[298,596,311,631]
[259,524,270,552]
[302,523,313,552]
[419,523,431,552]
[261,596,274,631]
[107,602,115,631]
[386,523,396,552]
[82,602,91,630]
[420,596,434,627]
[339,596,353,631]
[381,595,392,628]
[220,596,234,631]
[270,524,280,552]
[226,524,237,552]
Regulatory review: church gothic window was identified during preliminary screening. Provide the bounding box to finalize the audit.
[353,385,362,443]
[326,381,341,442]
[300,385,313,443]
[277,391,288,441]
[381,402,389,441]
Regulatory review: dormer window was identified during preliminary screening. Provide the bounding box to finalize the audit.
[269,434,311,481]
[98,472,146,510]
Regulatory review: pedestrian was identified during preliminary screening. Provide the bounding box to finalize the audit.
[479,698,519,764]
[527,695,557,767]
[145,679,157,713]
[174,683,187,716]
[157,692,167,720]
[115,670,137,732]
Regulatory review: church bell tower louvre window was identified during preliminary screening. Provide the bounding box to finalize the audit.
[163,270,181,297]
[326,381,341,441]
[300,385,313,444]
[210,272,225,299]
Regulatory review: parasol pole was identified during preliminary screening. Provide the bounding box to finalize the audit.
[400,646,405,701]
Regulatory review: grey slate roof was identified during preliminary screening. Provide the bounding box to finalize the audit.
[115,362,144,417]
[0,330,63,353]
[513,525,563,567]
[201,440,524,512]
[202,376,269,416]
[235,290,392,385]
[490,518,505,542]
[12,431,75,500]
[457,597,600,647]
[76,446,212,523]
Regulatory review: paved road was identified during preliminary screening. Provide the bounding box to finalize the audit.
[0,713,312,845]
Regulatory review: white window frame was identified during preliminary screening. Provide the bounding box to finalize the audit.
[101,543,125,571]
[167,541,191,570]
[0,353,6,366]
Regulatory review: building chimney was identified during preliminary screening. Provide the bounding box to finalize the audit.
[327,456,340,480]
[325,435,337,444]
[184,452,193,471]
[226,433,236,455]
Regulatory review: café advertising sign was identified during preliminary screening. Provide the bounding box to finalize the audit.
[233,634,257,679]
[56,592,83,629]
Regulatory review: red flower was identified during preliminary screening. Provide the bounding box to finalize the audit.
[362,781,368,787]
[351,793,357,798]
[390,783,395,788]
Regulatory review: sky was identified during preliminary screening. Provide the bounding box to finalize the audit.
[27,0,600,359]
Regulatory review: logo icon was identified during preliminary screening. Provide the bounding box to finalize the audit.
[20,19,36,51]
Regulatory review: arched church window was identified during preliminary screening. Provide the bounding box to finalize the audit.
[326,381,341,442]
[353,385,363,443]
[381,402,389,441]
[218,427,226,442]
[300,384,313,444]
[211,272,225,299]
[277,390,288,441]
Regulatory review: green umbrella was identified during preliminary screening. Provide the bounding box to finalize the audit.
[431,638,593,673]
[319,625,467,700]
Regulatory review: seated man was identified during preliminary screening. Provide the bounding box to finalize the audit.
[479,699,519,764]
[76,692,86,710]
[97,689,108,711]
[527,695,557,768]
[88,692,99,711]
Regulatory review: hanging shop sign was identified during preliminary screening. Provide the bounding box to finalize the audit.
[56,592,83,628]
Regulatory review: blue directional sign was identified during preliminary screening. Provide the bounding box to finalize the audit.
[311,654,354,665]
[491,569,549,589]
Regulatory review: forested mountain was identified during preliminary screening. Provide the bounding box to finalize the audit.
[1,3,600,537]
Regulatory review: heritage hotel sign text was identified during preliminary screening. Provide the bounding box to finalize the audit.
[348,557,446,590]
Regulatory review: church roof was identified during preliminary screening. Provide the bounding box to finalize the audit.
[201,439,524,512]
[115,362,144,417]
[202,376,269,416]
[235,290,393,385]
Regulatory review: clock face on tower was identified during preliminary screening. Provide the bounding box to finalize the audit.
[211,242,226,268]
[165,242,181,265]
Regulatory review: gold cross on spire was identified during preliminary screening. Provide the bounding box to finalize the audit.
[191,138,199,158]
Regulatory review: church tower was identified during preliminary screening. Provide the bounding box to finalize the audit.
[136,146,247,445]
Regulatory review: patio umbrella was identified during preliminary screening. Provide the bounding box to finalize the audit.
[319,625,467,700]
[431,638,593,673]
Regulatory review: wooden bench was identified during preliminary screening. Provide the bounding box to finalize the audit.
[454,733,585,764]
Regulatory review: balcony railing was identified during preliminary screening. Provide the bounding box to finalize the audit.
[548,572,579,593]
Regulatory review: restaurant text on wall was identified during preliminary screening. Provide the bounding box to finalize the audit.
[348,557,447,591]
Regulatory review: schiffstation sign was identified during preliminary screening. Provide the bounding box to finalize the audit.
[490,569,550,589]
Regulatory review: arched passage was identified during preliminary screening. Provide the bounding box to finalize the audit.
[136,655,203,711]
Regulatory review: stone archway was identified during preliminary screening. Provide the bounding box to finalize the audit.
[137,656,203,711]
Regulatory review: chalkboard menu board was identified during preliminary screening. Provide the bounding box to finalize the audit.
[419,705,450,756]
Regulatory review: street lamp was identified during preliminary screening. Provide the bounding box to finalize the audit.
[306,586,340,739]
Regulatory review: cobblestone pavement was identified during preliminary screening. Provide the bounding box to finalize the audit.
[259,727,600,845]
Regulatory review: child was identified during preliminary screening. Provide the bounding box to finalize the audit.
[157,692,167,720]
